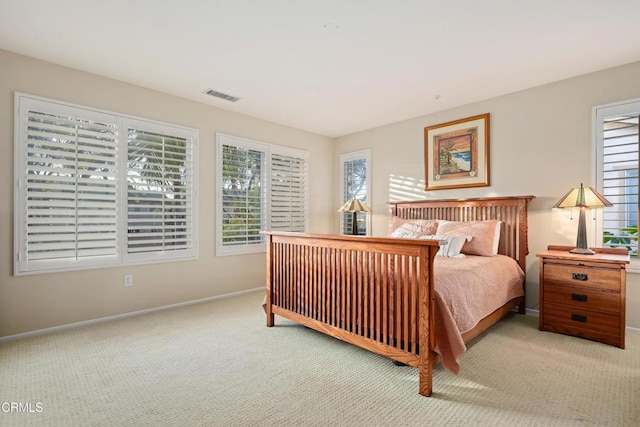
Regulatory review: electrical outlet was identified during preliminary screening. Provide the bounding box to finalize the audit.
[124,275,133,287]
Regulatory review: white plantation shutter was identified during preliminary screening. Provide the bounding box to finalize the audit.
[269,149,308,232]
[14,94,198,274]
[216,134,309,255]
[126,123,195,261]
[17,99,119,272]
[217,135,267,254]
[597,102,640,256]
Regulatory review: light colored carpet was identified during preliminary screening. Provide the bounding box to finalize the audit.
[1,290,638,426]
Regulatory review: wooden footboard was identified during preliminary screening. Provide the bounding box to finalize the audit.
[263,232,440,396]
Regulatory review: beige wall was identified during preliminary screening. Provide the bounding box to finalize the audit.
[334,60,640,329]
[3,47,639,338]
[0,49,334,338]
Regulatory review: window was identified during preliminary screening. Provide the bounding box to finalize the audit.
[216,136,266,254]
[340,150,371,236]
[269,148,308,233]
[126,122,195,262]
[595,99,640,256]
[14,93,197,274]
[216,133,308,255]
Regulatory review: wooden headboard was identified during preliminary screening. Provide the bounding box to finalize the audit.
[389,196,535,274]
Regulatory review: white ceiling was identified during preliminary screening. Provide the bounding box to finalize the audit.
[2,1,640,138]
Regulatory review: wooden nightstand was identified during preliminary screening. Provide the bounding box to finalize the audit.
[537,245,630,348]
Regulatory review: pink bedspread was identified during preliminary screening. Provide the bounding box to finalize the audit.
[433,255,525,374]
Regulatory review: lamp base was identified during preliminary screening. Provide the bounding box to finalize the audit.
[351,211,358,236]
[570,207,595,255]
[569,247,596,255]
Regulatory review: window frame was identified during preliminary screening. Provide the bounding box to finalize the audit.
[14,93,199,275]
[215,133,309,256]
[123,117,198,265]
[339,149,372,236]
[215,134,268,256]
[594,97,640,268]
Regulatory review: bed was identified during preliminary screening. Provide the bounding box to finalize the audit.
[262,195,534,397]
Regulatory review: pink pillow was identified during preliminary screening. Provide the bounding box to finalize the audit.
[388,218,439,237]
[436,220,501,256]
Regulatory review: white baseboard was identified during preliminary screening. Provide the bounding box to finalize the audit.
[627,325,640,334]
[0,287,264,343]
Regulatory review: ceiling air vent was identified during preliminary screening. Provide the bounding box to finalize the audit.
[203,89,240,103]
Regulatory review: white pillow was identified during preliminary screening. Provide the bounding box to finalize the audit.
[390,230,471,258]
[388,218,439,236]
[390,227,423,239]
[492,221,502,254]
[428,234,471,258]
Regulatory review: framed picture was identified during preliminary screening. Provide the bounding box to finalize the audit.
[424,113,490,191]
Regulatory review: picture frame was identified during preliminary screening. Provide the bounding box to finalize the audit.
[424,113,490,191]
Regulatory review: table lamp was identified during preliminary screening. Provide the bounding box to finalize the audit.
[338,199,371,235]
[553,183,612,255]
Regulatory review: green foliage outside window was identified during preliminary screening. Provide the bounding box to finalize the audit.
[603,225,638,256]
[221,145,264,245]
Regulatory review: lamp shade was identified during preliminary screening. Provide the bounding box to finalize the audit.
[553,183,612,209]
[338,199,371,213]
[554,183,612,255]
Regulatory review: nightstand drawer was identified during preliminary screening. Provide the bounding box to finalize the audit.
[542,303,622,347]
[543,284,620,314]
[543,263,620,291]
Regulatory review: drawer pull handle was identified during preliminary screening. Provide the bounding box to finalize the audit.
[571,293,588,302]
[571,314,587,323]
[572,273,588,281]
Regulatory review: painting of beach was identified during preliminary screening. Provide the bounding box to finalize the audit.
[424,113,489,191]
[436,132,474,177]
